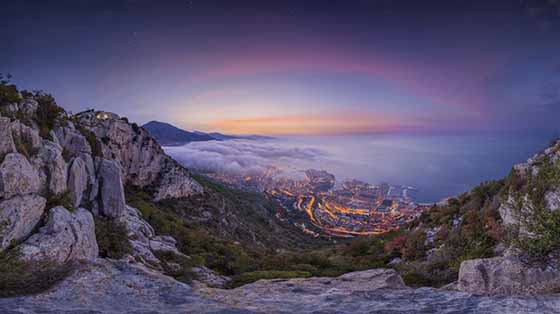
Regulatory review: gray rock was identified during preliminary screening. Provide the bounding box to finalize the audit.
[192,266,231,288]
[18,98,38,116]
[72,112,203,201]
[0,116,16,156]
[31,141,68,195]
[458,255,560,295]
[68,157,88,208]
[545,189,560,211]
[54,126,92,156]
[0,153,41,199]
[121,205,184,267]
[0,194,46,250]
[1,261,560,314]
[153,165,203,201]
[20,206,98,263]
[11,122,42,153]
[98,159,126,218]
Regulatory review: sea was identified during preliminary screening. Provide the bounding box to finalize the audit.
[165,133,554,204]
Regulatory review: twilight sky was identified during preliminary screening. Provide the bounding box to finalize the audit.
[2,0,560,135]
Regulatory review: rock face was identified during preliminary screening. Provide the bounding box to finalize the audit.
[2,261,559,314]
[19,206,98,263]
[67,157,88,208]
[458,255,560,295]
[0,153,41,199]
[98,159,126,218]
[0,195,46,250]
[121,205,184,267]
[71,110,203,200]
[0,116,16,156]
[31,141,68,195]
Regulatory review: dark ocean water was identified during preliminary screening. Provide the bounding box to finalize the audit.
[165,133,553,203]
[273,134,551,203]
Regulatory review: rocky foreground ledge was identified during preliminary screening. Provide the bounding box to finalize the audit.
[0,260,559,314]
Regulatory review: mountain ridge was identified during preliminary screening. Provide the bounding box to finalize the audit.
[143,120,273,146]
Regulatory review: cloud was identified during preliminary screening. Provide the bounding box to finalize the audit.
[163,139,328,180]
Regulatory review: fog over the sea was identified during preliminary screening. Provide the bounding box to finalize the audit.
[164,134,550,203]
[163,139,330,180]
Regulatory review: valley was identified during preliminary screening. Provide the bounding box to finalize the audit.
[200,167,428,237]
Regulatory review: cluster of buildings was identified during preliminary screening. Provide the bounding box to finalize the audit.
[267,173,426,236]
[203,166,427,237]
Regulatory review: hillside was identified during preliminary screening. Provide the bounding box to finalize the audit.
[0,78,324,290]
[142,120,215,145]
[1,77,560,313]
[143,120,273,146]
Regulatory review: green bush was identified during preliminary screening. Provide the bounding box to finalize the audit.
[510,156,560,258]
[0,249,74,297]
[94,217,132,259]
[227,270,312,288]
[77,126,103,157]
[46,192,74,211]
[0,74,21,105]
[34,91,65,139]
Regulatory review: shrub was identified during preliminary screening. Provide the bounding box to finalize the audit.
[0,74,21,105]
[77,126,103,157]
[46,191,74,211]
[94,217,132,259]
[226,270,312,288]
[0,249,74,297]
[34,91,65,139]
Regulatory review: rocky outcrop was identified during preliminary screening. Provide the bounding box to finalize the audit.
[121,205,184,267]
[458,254,560,295]
[98,159,126,218]
[0,153,41,199]
[31,141,68,195]
[67,157,88,208]
[192,266,231,288]
[0,194,46,250]
[0,116,16,156]
[153,160,203,200]
[19,206,98,263]
[72,110,203,200]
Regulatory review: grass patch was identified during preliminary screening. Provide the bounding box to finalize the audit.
[94,217,132,259]
[0,249,74,298]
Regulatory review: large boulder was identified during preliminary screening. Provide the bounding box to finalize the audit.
[67,157,88,208]
[20,206,98,263]
[154,164,203,201]
[0,153,41,199]
[31,141,68,195]
[98,159,126,218]
[54,124,92,156]
[458,255,560,295]
[0,194,46,250]
[0,116,16,156]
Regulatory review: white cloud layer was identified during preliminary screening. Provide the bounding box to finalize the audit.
[163,139,328,179]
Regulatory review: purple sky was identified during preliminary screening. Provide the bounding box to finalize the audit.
[2,0,560,135]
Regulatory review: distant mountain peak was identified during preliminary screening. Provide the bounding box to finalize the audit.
[142,121,273,146]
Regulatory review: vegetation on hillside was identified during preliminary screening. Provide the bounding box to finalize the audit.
[0,249,74,297]
[505,153,560,258]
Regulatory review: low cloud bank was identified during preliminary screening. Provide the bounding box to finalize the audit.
[163,139,328,179]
